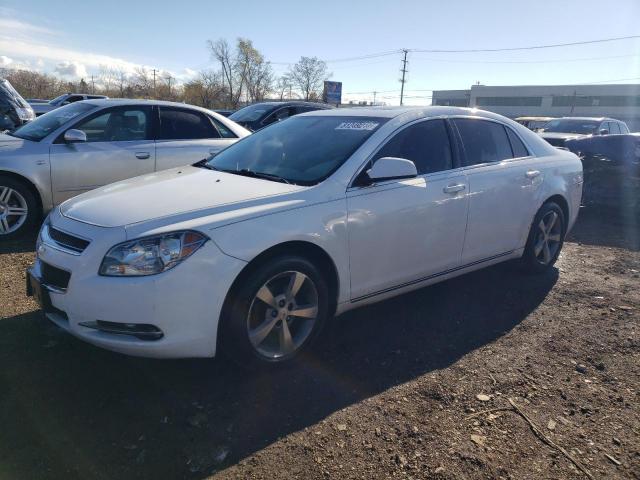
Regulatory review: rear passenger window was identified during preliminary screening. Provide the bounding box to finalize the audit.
[159,108,219,140]
[210,117,237,138]
[506,128,530,158]
[454,119,513,166]
[373,119,452,175]
[609,122,620,134]
[619,123,630,134]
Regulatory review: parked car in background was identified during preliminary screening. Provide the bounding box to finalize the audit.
[214,109,234,117]
[515,116,555,131]
[228,101,333,131]
[539,117,630,147]
[0,78,35,130]
[26,107,582,366]
[29,93,109,116]
[0,99,249,237]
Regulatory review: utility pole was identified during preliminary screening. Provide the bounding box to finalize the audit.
[167,75,173,98]
[152,69,157,98]
[399,49,409,106]
[90,75,95,93]
[373,91,377,105]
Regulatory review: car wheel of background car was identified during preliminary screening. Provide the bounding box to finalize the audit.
[220,254,329,368]
[520,201,566,273]
[0,176,39,239]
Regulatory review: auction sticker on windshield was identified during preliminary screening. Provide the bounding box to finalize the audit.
[335,121,379,130]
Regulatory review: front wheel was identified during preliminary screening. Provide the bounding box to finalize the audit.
[520,201,566,273]
[219,255,330,368]
[0,176,39,239]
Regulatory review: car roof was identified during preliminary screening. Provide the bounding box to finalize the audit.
[558,116,616,122]
[302,105,514,120]
[516,116,555,121]
[240,101,333,109]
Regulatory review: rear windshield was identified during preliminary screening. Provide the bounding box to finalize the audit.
[10,102,96,141]
[542,119,600,134]
[229,104,274,122]
[0,80,29,108]
[207,116,387,185]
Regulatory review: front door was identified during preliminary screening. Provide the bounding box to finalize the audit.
[347,119,469,301]
[49,105,155,205]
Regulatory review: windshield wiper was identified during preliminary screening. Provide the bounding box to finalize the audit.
[206,166,292,184]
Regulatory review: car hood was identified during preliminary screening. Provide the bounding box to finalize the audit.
[60,166,306,228]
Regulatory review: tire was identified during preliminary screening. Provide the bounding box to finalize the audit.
[520,201,566,273]
[0,175,39,240]
[219,254,330,368]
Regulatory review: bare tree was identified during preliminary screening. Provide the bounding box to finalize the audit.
[208,39,235,107]
[236,38,273,102]
[289,56,329,101]
[276,74,294,100]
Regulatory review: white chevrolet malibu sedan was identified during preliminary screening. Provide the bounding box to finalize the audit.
[27,106,583,366]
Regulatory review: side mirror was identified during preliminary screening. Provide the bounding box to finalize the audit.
[599,129,609,136]
[367,157,418,182]
[64,129,87,143]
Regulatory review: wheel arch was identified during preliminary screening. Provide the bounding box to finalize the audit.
[544,194,570,230]
[0,170,44,217]
[223,240,341,317]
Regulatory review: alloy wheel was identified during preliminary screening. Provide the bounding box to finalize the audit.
[533,210,562,265]
[0,186,28,235]
[247,270,319,360]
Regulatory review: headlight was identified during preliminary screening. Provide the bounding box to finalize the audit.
[99,231,208,276]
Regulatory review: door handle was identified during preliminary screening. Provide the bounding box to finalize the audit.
[443,183,466,194]
[525,170,541,179]
[135,152,150,160]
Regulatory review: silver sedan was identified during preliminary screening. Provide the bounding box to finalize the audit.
[0,99,250,238]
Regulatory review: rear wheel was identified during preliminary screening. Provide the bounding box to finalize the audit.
[0,176,39,239]
[521,201,565,273]
[219,255,329,368]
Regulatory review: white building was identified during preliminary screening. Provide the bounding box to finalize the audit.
[432,84,640,131]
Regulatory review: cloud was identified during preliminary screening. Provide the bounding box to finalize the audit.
[0,13,187,83]
[0,18,56,37]
[54,61,88,78]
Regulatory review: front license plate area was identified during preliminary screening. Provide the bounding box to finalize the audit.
[26,270,53,312]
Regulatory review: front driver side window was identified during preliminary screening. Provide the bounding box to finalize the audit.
[72,107,150,142]
[372,119,453,175]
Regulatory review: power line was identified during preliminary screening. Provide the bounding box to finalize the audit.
[410,34,640,53]
[409,53,640,64]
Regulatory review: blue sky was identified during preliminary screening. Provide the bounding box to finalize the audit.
[1,0,639,105]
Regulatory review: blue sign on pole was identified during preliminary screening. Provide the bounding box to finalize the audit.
[323,81,342,105]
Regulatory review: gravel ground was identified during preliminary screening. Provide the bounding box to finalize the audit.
[0,206,638,480]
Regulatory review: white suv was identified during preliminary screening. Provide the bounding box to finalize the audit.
[27,107,583,366]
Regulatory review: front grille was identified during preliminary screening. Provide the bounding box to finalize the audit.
[41,261,71,291]
[48,226,90,253]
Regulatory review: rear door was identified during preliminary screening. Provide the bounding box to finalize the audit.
[49,105,155,204]
[347,118,469,300]
[452,118,542,264]
[155,106,237,171]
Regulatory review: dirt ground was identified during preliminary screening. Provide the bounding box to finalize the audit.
[0,206,638,480]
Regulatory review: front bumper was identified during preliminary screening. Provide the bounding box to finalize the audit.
[29,210,246,358]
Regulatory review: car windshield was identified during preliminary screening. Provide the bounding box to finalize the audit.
[206,115,386,185]
[9,102,96,141]
[542,119,600,134]
[228,104,273,122]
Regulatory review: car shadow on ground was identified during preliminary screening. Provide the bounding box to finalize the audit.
[568,205,639,251]
[0,230,37,254]
[0,260,558,479]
